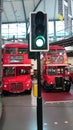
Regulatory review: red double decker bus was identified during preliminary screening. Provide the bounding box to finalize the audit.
[41,45,71,92]
[2,42,32,94]
[43,45,68,65]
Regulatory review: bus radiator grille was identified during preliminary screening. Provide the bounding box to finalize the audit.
[55,77,63,87]
[10,82,24,93]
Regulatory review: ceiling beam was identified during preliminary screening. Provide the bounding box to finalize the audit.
[50,36,73,47]
[33,0,42,11]
[21,0,26,21]
[3,10,9,23]
[21,0,28,37]
[10,1,17,22]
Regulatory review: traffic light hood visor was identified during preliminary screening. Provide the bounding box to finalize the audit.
[35,11,44,24]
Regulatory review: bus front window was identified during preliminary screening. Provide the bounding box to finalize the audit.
[48,67,56,75]
[57,67,64,74]
[16,68,30,76]
[3,67,15,77]
[57,50,65,55]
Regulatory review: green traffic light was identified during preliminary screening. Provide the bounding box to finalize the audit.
[35,35,45,47]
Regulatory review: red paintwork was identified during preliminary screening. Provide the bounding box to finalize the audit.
[3,43,31,65]
[43,45,68,65]
[2,75,32,93]
[42,90,73,102]
[41,45,71,91]
[2,42,32,93]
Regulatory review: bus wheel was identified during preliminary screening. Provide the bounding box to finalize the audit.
[2,90,9,96]
[65,85,71,92]
[62,86,66,92]
[27,89,31,94]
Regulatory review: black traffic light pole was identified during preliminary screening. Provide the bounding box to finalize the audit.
[29,11,48,130]
[37,52,43,130]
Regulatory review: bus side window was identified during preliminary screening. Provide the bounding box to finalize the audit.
[43,70,46,74]
[65,68,68,75]
[71,67,73,73]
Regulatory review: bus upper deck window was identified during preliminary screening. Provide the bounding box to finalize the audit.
[18,48,27,54]
[57,50,64,55]
[5,48,16,54]
[47,50,56,54]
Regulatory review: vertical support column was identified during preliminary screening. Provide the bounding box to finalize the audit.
[53,21,56,42]
[64,0,68,34]
[53,0,57,41]
[68,0,72,36]
[58,0,63,20]
[64,0,72,36]
[0,0,3,90]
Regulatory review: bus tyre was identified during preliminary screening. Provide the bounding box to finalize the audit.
[2,90,9,96]
[43,81,47,91]
[63,86,66,92]
[27,89,31,94]
[65,85,71,92]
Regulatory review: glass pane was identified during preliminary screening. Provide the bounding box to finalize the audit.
[56,21,64,36]
[48,21,54,36]
[3,67,15,77]
[18,48,28,54]
[5,48,16,54]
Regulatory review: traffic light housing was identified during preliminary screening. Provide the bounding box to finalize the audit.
[29,11,48,52]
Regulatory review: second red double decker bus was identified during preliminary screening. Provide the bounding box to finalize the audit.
[2,42,32,94]
[41,45,71,92]
[43,45,68,64]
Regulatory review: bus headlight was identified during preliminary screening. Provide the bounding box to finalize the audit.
[26,83,29,87]
[4,84,7,88]
[64,81,66,84]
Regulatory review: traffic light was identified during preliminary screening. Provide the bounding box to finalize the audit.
[29,11,48,52]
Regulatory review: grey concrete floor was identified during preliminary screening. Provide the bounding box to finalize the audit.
[0,91,73,130]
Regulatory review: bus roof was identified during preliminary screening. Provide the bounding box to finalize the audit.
[4,43,28,48]
[49,45,65,50]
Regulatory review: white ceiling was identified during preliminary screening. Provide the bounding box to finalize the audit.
[2,0,73,24]
[2,0,42,23]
